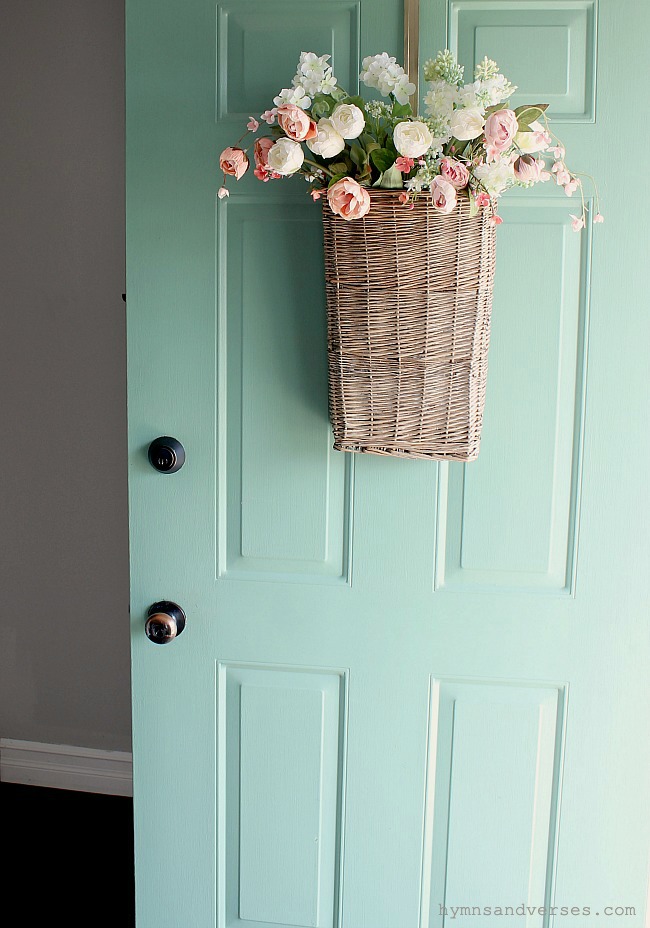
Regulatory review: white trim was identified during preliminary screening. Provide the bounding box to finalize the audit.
[0,739,133,796]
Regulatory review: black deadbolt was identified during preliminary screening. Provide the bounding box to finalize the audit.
[148,436,185,474]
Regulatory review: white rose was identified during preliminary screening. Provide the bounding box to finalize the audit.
[330,103,365,140]
[306,118,345,159]
[450,106,485,141]
[393,120,433,159]
[267,137,304,175]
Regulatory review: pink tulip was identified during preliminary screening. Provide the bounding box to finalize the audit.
[513,154,542,183]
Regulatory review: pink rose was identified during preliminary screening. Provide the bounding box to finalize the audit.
[439,157,470,189]
[253,137,280,182]
[513,154,542,183]
[276,104,318,142]
[484,109,518,162]
[327,178,371,221]
[219,146,248,180]
[430,176,457,214]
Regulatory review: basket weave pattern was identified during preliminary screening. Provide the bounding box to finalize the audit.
[322,190,497,461]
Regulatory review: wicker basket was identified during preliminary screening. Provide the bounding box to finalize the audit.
[322,189,497,461]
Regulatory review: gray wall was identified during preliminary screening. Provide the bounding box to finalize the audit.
[0,0,131,752]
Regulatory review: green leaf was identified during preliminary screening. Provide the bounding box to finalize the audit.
[349,142,368,169]
[514,103,549,130]
[329,86,347,103]
[360,135,380,154]
[391,100,412,119]
[379,163,403,189]
[468,190,479,218]
[370,147,396,173]
[327,161,350,176]
[311,93,334,119]
[341,95,366,111]
[327,172,348,188]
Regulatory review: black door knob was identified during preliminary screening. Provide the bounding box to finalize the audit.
[145,601,186,644]
[148,436,185,473]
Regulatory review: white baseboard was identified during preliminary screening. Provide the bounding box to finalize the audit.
[0,738,133,796]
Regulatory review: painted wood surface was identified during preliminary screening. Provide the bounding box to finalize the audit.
[127,1,650,926]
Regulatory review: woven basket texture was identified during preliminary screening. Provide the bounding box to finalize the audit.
[322,189,497,461]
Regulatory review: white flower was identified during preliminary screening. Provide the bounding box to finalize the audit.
[267,137,304,175]
[392,73,417,105]
[457,80,483,111]
[330,103,365,139]
[217,186,229,199]
[360,53,415,103]
[306,118,345,158]
[291,51,337,100]
[424,80,458,116]
[450,106,485,140]
[476,73,516,107]
[273,86,311,109]
[474,158,515,195]
[393,120,433,158]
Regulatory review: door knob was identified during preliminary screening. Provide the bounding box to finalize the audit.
[148,436,185,473]
[145,601,186,644]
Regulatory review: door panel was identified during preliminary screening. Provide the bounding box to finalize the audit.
[127,1,650,926]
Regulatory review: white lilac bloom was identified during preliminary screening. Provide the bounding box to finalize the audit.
[292,52,337,100]
[475,73,516,108]
[473,158,515,195]
[360,53,415,103]
[273,85,311,109]
[457,80,483,111]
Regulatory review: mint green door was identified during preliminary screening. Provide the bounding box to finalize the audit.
[127,2,650,926]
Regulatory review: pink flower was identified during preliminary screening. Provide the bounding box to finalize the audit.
[327,178,371,221]
[310,189,323,201]
[217,186,229,199]
[276,104,318,142]
[429,176,457,214]
[489,214,503,227]
[395,156,415,173]
[475,191,490,208]
[253,137,280,182]
[513,154,542,183]
[564,178,580,196]
[219,147,249,180]
[398,192,409,204]
[247,117,260,132]
[439,157,470,189]
[550,145,565,160]
[570,213,585,232]
[593,212,604,223]
[551,161,571,186]
[484,109,518,161]
[260,109,277,125]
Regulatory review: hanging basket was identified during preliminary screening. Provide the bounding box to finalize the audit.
[322,190,497,461]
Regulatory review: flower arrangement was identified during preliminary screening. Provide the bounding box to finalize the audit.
[218,49,602,229]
